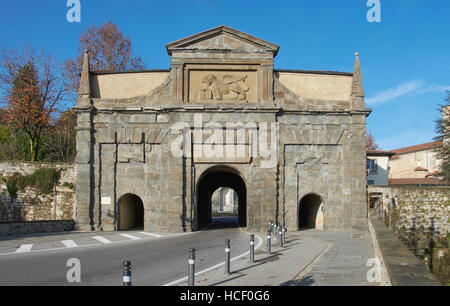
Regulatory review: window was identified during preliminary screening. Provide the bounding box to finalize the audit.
[366,159,377,174]
[368,180,375,185]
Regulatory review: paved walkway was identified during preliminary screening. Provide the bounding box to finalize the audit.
[176,229,379,286]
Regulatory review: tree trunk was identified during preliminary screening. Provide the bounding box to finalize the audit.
[30,138,39,162]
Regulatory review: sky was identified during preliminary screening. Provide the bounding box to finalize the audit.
[0,0,449,150]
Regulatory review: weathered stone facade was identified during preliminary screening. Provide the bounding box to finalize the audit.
[74,26,371,233]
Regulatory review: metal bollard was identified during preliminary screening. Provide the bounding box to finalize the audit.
[188,248,196,286]
[250,234,255,263]
[123,261,132,286]
[282,227,286,245]
[267,230,271,255]
[279,228,284,247]
[225,239,231,275]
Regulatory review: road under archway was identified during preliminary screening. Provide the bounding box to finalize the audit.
[197,167,246,230]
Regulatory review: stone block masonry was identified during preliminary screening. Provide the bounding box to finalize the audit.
[0,220,75,237]
[368,185,449,285]
[0,162,76,223]
[74,26,371,233]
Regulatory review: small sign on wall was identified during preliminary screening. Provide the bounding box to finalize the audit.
[101,197,111,205]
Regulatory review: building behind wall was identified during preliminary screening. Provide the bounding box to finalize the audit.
[389,141,444,185]
[211,187,238,214]
[73,26,371,233]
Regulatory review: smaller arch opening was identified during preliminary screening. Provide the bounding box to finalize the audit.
[299,194,324,230]
[211,187,239,223]
[118,194,144,231]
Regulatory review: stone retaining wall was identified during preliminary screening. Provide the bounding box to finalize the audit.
[368,185,449,285]
[368,211,441,286]
[0,162,76,223]
[0,220,75,236]
[368,186,449,236]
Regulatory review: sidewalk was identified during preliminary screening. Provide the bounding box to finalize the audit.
[177,229,380,286]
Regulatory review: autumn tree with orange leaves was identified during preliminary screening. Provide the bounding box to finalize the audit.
[0,44,67,161]
[366,131,380,151]
[64,22,145,95]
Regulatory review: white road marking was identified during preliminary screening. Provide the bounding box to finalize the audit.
[162,233,264,286]
[119,233,142,241]
[92,236,112,244]
[62,240,78,248]
[15,244,33,253]
[139,232,163,238]
[0,231,187,257]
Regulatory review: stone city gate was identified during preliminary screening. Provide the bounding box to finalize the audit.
[74,26,371,233]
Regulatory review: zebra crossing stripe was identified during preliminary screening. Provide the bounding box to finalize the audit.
[15,244,33,253]
[92,236,112,244]
[139,232,163,238]
[119,234,141,241]
[62,240,78,248]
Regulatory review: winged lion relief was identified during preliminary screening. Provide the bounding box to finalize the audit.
[199,74,250,102]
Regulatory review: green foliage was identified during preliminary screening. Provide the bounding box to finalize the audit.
[433,91,450,181]
[62,182,75,189]
[0,108,76,163]
[5,174,19,199]
[15,168,60,195]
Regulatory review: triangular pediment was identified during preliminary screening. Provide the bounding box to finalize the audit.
[166,25,279,57]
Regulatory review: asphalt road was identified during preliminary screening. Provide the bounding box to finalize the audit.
[0,217,253,286]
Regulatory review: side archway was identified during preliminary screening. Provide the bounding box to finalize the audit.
[298,193,324,230]
[118,193,144,231]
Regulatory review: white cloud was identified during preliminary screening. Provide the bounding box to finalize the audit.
[366,79,450,106]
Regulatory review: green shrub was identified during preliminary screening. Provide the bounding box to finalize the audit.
[6,175,18,199]
[62,182,74,189]
[16,168,60,195]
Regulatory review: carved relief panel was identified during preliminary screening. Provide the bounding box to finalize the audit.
[184,64,260,103]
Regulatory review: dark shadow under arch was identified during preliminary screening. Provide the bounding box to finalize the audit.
[197,166,246,229]
[118,193,144,231]
[298,193,323,230]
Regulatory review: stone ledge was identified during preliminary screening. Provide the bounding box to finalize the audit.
[369,212,441,286]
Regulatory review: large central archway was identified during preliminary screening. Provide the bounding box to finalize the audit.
[196,166,247,229]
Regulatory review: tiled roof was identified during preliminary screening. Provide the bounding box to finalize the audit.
[390,141,442,155]
[367,150,395,156]
[414,167,428,171]
[389,178,449,186]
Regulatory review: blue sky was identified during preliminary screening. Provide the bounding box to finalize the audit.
[1,0,449,150]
